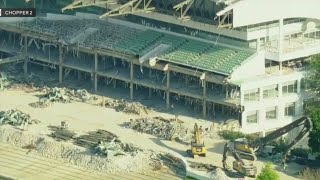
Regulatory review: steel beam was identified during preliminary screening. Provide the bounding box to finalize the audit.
[173,0,194,21]
[0,55,25,65]
[62,0,116,12]
[99,0,155,18]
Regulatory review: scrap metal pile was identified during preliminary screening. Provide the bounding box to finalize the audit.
[123,117,192,143]
[0,109,40,126]
[30,87,92,108]
[101,99,150,115]
[76,130,141,157]
[151,153,185,174]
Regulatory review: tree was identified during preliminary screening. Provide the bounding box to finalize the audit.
[257,163,280,180]
[305,55,320,153]
[305,106,320,152]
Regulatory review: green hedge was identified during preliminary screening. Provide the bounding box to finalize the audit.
[218,130,258,142]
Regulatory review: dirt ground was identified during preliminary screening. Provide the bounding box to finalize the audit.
[0,89,305,179]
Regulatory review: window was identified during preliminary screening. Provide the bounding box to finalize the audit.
[285,102,295,116]
[247,111,258,124]
[266,106,277,119]
[282,80,297,94]
[244,89,259,102]
[263,85,278,99]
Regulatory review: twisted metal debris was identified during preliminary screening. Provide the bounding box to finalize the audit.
[123,117,192,143]
[101,98,150,115]
[93,138,141,157]
[30,87,92,108]
[0,109,40,126]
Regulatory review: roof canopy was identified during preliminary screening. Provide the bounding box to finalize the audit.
[217,0,320,27]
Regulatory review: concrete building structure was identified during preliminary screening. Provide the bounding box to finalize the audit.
[0,0,319,135]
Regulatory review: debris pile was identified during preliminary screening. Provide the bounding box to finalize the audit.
[101,99,150,115]
[0,72,11,91]
[75,129,120,148]
[0,109,40,126]
[30,87,92,108]
[0,126,151,173]
[94,138,141,157]
[123,117,191,143]
[74,129,141,158]
[48,125,77,141]
[189,162,217,172]
[151,153,185,174]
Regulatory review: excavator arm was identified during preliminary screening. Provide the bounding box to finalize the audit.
[222,142,243,169]
[251,116,313,153]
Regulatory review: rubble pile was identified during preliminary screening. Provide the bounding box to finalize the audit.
[101,99,150,115]
[123,117,191,143]
[0,109,40,126]
[30,87,92,108]
[75,129,141,158]
[48,126,77,141]
[151,153,185,174]
[0,72,11,91]
[93,138,141,157]
[0,126,151,173]
[189,162,217,172]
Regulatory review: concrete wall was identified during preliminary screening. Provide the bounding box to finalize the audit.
[231,51,265,81]
[239,71,305,134]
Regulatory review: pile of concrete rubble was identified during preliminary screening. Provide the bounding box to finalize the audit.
[101,98,150,115]
[123,117,192,143]
[0,109,40,126]
[151,153,186,174]
[94,138,141,157]
[30,87,92,108]
[0,72,10,91]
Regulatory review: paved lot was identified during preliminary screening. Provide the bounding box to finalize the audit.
[0,142,184,180]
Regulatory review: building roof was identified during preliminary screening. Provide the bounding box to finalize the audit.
[217,0,320,27]
[19,18,254,75]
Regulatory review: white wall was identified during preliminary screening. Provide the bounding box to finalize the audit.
[239,71,305,134]
[231,0,320,28]
[231,51,265,80]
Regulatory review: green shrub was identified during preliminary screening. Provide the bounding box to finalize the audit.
[257,162,280,180]
[218,130,258,142]
[291,148,310,158]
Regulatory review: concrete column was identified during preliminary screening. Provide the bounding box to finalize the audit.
[203,80,207,118]
[259,87,263,101]
[278,83,282,97]
[240,87,244,105]
[166,70,170,109]
[94,53,98,92]
[297,79,301,93]
[278,18,283,59]
[77,71,81,80]
[59,45,63,83]
[256,38,261,51]
[277,103,284,120]
[130,62,134,100]
[148,68,152,99]
[23,36,28,75]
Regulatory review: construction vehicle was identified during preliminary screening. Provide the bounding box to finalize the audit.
[222,142,257,177]
[187,123,207,158]
[230,116,313,161]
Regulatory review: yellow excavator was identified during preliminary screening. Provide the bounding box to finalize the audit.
[231,116,313,161]
[187,123,207,158]
[222,142,257,177]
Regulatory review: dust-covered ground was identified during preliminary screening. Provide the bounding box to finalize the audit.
[0,88,305,179]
